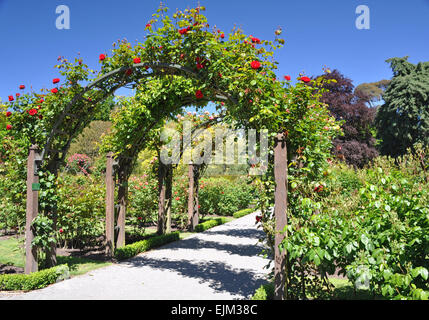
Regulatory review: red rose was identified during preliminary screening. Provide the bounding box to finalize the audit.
[256,216,262,222]
[284,75,291,81]
[197,63,204,70]
[8,95,14,102]
[145,65,149,70]
[195,90,204,99]
[99,54,106,61]
[250,61,261,70]
[146,23,151,28]
[28,109,38,116]
[19,85,25,90]
[6,111,12,117]
[314,185,324,193]
[16,93,20,97]
[125,68,133,76]
[53,78,60,84]
[133,57,141,64]
[220,33,225,39]
[179,28,189,35]
[39,99,44,103]
[51,88,58,93]
[175,197,180,201]
[6,124,12,130]
[251,36,261,44]
[59,228,64,234]
[138,217,143,220]
[300,76,311,83]
[38,115,43,120]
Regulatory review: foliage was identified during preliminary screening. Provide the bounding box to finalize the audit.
[355,79,390,107]
[269,147,429,300]
[233,208,255,219]
[65,153,92,175]
[251,283,275,300]
[314,69,379,168]
[68,121,112,159]
[0,264,69,291]
[194,217,230,232]
[375,57,429,157]
[114,232,180,260]
[198,177,256,217]
[128,174,159,227]
[55,173,105,249]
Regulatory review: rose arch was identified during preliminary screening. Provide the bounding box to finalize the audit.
[3,5,338,300]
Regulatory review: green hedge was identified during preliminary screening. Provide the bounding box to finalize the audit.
[194,217,229,232]
[0,265,69,291]
[114,232,180,260]
[233,208,254,219]
[251,283,274,300]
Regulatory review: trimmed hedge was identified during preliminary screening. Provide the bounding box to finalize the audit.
[251,283,274,300]
[194,217,229,232]
[114,232,180,260]
[233,208,255,219]
[0,265,70,291]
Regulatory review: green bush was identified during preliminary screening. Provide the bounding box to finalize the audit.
[199,177,255,217]
[233,208,254,219]
[56,173,105,249]
[114,232,180,260]
[251,283,274,300]
[194,217,230,232]
[0,265,69,291]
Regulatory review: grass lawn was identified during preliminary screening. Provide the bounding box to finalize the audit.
[0,236,111,277]
[0,237,25,268]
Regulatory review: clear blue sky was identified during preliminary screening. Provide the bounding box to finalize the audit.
[1,0,428,102]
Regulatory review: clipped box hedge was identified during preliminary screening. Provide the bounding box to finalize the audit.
[194,217,229,232]
[114,232,180,260]
[233,208,255,219]
[0,264,70,291]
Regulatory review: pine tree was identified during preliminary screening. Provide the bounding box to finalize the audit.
[375,57,429,157]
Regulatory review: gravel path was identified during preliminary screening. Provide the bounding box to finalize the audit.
[0,212,270,300]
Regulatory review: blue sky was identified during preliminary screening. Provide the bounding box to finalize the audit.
[1,0,428,103]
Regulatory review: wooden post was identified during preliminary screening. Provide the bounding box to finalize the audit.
[274,132,288,300]
[25,145,40,274]
[157,162,167,235]
[165,164,173,234]
[187,163,199,231]
[116,166,127,248]
[105,152,115,257]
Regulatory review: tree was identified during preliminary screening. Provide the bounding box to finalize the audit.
[314,69,378,167]
[375,57,429,157]
[355,79,390,107]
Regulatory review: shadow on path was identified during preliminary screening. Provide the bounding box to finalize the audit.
[159,237,264,257]
[203,227,266,239]
[125,256,268,298]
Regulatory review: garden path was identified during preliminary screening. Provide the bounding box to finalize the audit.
[0,212,270,300]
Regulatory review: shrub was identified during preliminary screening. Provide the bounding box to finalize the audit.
[251,283,274,300]
[0,265,69,291]
[128,174,159,227]
[233,208,255,219]
[194,217,229,232]
[199,177,255,216]
[65,153,92,175]
[114,232,180,260]
[56,173,105,249]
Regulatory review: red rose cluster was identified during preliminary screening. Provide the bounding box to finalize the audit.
[250,61,261,70]
[314,185,324,193]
